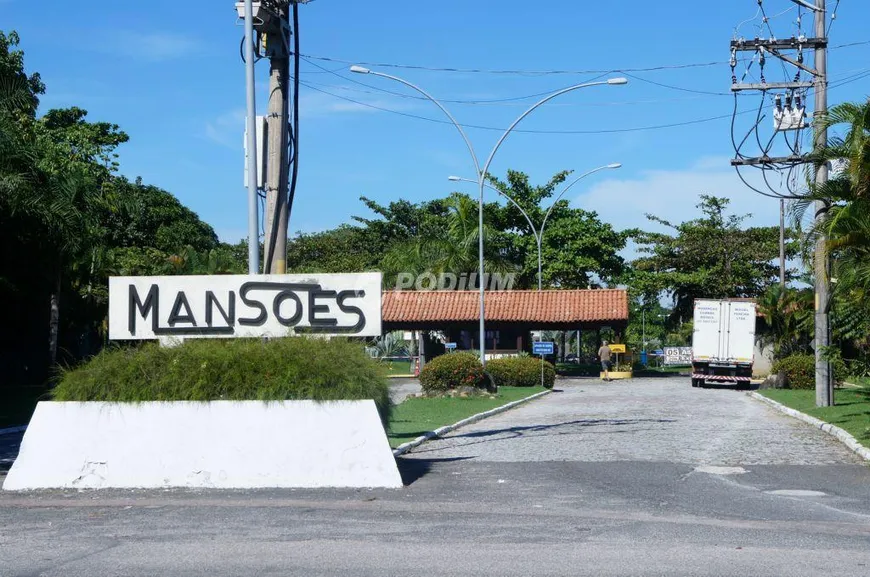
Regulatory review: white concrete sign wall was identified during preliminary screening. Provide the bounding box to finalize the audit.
[3,400,403,490]
[108,273,382,339]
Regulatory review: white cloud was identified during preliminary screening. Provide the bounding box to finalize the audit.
[574,156,788,235]
[115,31,203,62]
[203,109,245,149]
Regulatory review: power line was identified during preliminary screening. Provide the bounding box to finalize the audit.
[299,81,756,134]
[301,55,606,104]
[298,76,719,108]
[295,38,867,77]
[619,72,732,96]
[297,53,731,76]
[302,54,734,105]
[301,64,869,136]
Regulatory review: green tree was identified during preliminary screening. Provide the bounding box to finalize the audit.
[755,284,813,360]
[630,195,793,323]
[380,193,514,287]
[0,29,238,377]
[794,98,870,372]
[487,170,628,289]
[286,225,381,273]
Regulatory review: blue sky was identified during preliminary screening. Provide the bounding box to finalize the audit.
[6,0,870,245]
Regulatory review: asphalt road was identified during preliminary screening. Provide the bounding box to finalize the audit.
[2,377,869,576]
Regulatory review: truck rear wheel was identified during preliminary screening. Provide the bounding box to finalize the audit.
[691,378,702,388]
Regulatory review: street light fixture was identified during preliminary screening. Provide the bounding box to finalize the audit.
[352,64,627,366]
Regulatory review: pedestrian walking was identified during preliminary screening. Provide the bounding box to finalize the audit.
[598,340,612,381]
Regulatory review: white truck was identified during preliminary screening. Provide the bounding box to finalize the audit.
[691,299,756,389]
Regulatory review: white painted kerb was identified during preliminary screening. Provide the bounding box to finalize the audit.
[3,400,402,490]
[749,392,870,462]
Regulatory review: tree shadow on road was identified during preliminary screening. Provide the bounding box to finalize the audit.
[458,418,677,439]
[408,418,677,456]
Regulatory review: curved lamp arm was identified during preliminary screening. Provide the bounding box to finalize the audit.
[351,66,481,176]
[448,176,540,242]
[479,78,627,185]
[540,163,622,234]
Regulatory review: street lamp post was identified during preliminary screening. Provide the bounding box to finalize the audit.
[351,64,627,366]
[447,162,622,386]
[449,163,621,290]
[450,164,620,385]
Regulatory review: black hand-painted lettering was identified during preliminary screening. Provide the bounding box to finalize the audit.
[309,290,338,327]
[273,290,303,326]
[238,282,269,326]
[336,289,366,333]
[168,291,197,327]
[129,284,159,335]
[205,291,236,327]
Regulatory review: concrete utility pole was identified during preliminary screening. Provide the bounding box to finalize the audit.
[263,3,291,274]
[243,0,260,274]
[780,198,786,287]
[813,0,833,407]
[729,0,832,407]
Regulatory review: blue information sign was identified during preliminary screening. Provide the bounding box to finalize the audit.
[532,341,555,355]
[445,343,457,350]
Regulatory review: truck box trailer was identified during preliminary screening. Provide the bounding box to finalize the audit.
[691,299,756,389]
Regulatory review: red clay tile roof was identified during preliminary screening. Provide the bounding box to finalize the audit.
[382,290,628,324]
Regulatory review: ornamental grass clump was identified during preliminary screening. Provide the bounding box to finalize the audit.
[54,338,391,423]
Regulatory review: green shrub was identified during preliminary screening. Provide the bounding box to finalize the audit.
[486,356,555,388]
[771,353,846,390]
[420,352,486,393]
[54,338,391,423]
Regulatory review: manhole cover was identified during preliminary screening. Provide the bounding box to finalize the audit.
[766,489,827,497]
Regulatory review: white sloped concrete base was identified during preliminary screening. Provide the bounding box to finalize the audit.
[3,400,402,490]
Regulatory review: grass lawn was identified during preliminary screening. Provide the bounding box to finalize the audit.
[647,365,689,373]
[382,359,413,376]
[387,386,547,448]
[759,387,870,448]
[0,387,51,429]
[849,376,870,387]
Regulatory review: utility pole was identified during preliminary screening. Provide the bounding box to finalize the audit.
[263,3,291,274]
[242,0,260,275]
[779,198,786,287]
[729,0,831,406]
[813,0,832,407]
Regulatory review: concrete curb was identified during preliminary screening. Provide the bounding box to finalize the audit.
[392,389,552,457]
[749,392,870,462]
[0,426,27,437]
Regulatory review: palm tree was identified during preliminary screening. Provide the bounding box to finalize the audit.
[381,194,515,288]
[1,84,120,364]
[792,98,870,372]
[795,99,870,294]
[755,284,813,360]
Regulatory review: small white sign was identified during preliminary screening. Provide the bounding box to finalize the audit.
[664,347,693,366]
[109,273,382,340]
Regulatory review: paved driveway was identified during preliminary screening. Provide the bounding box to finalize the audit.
[404,377,861,465]
[3,376,869,576]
